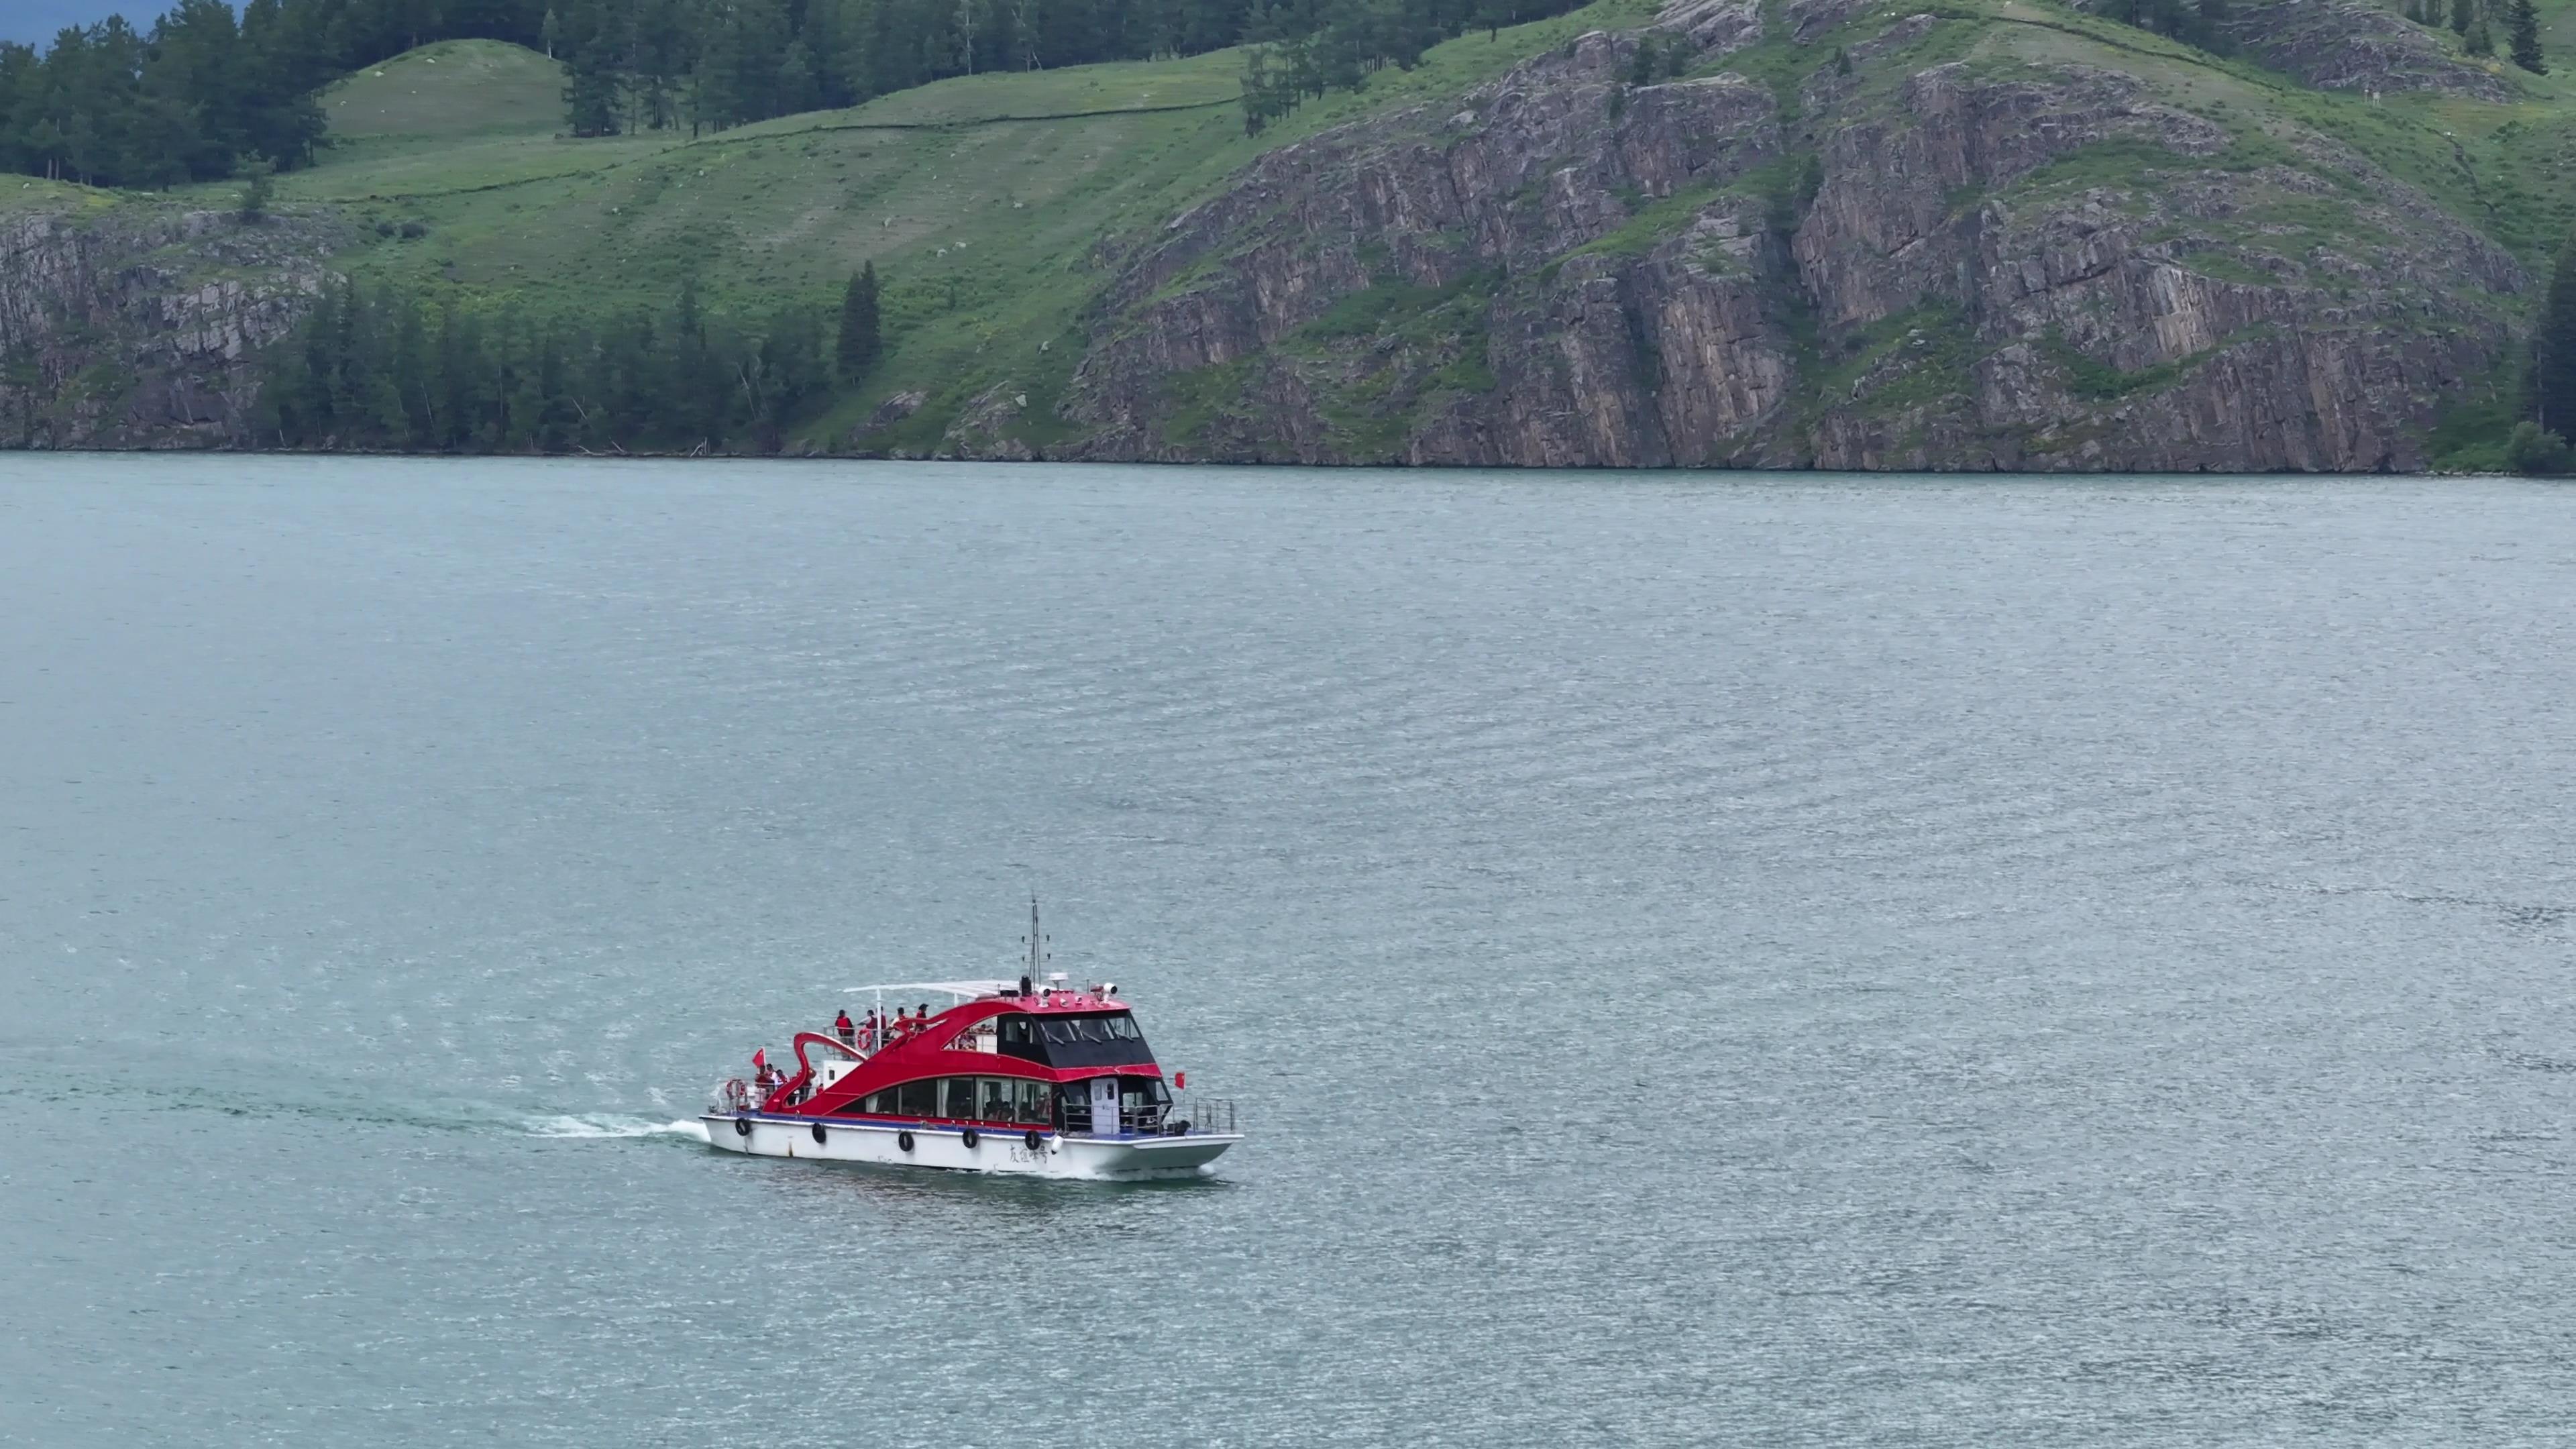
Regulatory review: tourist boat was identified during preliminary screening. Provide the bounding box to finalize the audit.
[700,908,1242,1181]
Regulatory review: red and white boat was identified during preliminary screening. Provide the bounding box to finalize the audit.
[702,908,1242,1181]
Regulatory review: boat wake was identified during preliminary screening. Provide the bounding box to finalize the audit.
[525,1114,710,1142]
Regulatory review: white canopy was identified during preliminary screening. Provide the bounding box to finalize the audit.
[843,979,1017,1000]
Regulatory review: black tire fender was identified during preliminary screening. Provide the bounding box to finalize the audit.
[733,1116,751,1138]
[811,1122,827,1145]
[897,1130,915,1152]
[1023,1128,1043,1151]
[961,1127,979,1149]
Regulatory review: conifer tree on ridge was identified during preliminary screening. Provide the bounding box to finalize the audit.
[2508,0,2546,72]
[839,262,882,380]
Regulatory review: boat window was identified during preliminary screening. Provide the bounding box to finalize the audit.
[996,1013,1045,1063]
[898,1079,938,1117]
[1019,1012,1155,1068]
[943,1077,977,1120]
[978,1078,1014,1121]
[1016,1079,1049,1124]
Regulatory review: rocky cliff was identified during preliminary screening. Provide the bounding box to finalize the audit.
[0,197,343,449]
[1030,0,2527,471]
[0,0,2538,471]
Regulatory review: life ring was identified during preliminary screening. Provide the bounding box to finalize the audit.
[811,1122,827,1145]
[897,1130,915,1152]
[961,1127,979,1148]
[1023,1129,1042,1150]
[733,1116,751,1137]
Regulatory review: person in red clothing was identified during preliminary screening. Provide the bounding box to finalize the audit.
[835,1008,855,1046]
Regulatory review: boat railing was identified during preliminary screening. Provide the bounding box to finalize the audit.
[1172,1097,1237,1136]
[1085,1095,1236,1137]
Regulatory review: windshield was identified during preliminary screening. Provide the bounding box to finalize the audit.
[996,1011,1155,1068]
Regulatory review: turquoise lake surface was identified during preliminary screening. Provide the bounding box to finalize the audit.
[5,458,2575,1445]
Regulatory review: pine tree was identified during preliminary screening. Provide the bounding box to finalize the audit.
[2508,0,2544,70]
[2534,234,2576,441]
[837,262,882,378]
[2451,0,2473,35]
[2467,17,2493,54]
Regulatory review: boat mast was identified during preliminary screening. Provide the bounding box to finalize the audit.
[1022,896,1048,997]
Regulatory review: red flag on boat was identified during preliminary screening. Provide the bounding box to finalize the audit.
[753,1049,767,1071]
[1173,1071,1184,1090]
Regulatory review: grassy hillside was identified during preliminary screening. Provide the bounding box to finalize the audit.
[13,0,2576,458]
[172,3,1658,450]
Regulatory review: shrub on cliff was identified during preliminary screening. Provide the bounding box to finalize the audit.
[2506,421,2571,474]
[237,164,274,224]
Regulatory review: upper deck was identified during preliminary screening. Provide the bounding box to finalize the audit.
[828,973,1161,1073]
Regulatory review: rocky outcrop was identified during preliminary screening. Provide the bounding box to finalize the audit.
[2213,0,2509,101]
[0,199,344,448]
[1044,0,2526,472]
[941,381,1039,460]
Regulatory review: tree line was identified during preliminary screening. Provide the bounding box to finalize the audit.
[2096,0,2234,55]
[554,0,1584,139]
[555,0,1264,136]
[2393,0,2548,69]
[1238,0,1574,131]
[256,270,883,453]
[0,0,564,188]
[0,0,1598,186]
[2516,237,2576,472]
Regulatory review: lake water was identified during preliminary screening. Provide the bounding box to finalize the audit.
[4,457,2575,1446]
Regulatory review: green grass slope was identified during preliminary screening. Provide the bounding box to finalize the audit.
[193,5,1658,449]
[323,40,572,143]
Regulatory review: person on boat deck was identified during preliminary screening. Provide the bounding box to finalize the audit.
[835,1009,855,1046]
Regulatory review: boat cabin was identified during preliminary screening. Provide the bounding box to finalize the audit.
[748,975,1187,1138]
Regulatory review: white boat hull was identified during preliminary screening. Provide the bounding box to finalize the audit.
[699,1113,1240,1181]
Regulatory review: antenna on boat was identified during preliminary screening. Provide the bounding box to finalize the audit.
[1021,894,1047,998]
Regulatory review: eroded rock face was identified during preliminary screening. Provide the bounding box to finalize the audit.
[1048,0,2526,472]
[0,203,344,448]
[2213,0,2509,101]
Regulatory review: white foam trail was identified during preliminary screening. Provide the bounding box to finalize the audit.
[526,1114,710,1142]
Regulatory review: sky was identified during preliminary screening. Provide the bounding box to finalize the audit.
[9,0,142,46]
